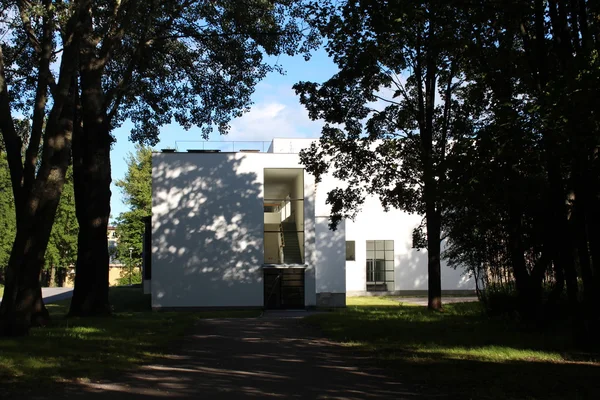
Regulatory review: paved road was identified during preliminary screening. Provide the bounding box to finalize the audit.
[62,315,430,399]
[0,287,73,303]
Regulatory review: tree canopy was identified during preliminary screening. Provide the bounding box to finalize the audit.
[296,0,600,328]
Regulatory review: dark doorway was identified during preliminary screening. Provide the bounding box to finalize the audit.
[264,268,305,309]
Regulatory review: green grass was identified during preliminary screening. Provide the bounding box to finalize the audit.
[306,297,600,399]
[0,287,260,395]
[0,285,3,298]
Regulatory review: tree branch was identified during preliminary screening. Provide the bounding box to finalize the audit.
[0,45,25,214]
[23,0,53,197]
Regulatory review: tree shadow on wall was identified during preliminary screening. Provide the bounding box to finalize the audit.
[151,153,264,308]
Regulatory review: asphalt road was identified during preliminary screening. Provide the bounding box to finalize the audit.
[0,287,73,303]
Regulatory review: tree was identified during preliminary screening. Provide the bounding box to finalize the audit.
[0,0,87,335]
[114,145,152,286]
[69,0,318,316]
[0,152,16,280]
[44,167,78,287]
[294,0,472,310]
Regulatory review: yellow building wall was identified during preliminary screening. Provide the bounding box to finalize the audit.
[62,267,139,287]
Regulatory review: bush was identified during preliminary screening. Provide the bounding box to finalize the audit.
[116,268,142,286]
[480,283,520,317]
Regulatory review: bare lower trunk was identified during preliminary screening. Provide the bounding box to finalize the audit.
[69,63,112,316]
[49,265,56,288]
[426,206,442,310]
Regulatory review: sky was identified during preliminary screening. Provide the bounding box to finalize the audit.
[109,48,337,220]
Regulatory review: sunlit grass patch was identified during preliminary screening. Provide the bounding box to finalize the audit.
[346,296,405,307]
[411,344,564,362]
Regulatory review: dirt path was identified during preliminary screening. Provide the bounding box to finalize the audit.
[61,314,432,399]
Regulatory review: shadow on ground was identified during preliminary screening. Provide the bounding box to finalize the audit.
[64,317,425,399]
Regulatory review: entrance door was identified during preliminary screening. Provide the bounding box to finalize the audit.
[264,268,305,309]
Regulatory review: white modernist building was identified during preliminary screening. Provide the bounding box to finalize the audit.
[150,138,475,310]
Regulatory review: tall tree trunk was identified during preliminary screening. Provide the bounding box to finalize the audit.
[506,197,535,316]
[69,36,112,315]
[49,265,56,288]
[69,127,112,316]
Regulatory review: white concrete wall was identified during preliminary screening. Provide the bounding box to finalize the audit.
[315,218,346,294]
[152,152,317,308]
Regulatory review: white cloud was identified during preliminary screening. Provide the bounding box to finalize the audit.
[225,88,324,142]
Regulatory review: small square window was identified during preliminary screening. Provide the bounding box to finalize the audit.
[346,241,355,261]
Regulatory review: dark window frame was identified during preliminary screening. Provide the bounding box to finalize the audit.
[366,240,394,289]
[346,241,356,261]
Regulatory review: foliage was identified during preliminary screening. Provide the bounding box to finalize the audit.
[114,145,152,274]
[0,287,260,396]
[437,0,600,326]
[0,153,16,277]
[44,167,78,277]
[297,0,600,325]
[306,298,600,399]
[116,268,142,286]
[294,0,475,309]
[0,152,76,287]
[81,0,320,146]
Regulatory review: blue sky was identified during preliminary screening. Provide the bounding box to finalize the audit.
[109,48,337,220]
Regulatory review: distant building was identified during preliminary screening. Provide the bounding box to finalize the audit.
[107,226,123,267]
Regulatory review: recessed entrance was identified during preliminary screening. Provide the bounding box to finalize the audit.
[263,268,305,309]
[263,168,304,265]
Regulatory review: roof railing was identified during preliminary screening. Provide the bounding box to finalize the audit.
[171,140,272,153]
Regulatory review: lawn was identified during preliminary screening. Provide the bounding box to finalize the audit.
[306,297,600,400]
[0,284,3,298]
[0,287,260,396]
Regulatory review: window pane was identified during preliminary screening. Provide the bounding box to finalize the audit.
[385,271,394,282]
[385,250,394,261]
[366,260,374,282]
[385,260,394,271]
[375,260,385,281]
[385,240,394,250]
[375,250,385,260]
[366,241,374,251]
[375,241,385,250]
[346,241,355,261]
[366,250,374,260]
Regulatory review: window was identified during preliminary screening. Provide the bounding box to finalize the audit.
[346,241,356,261]
[366,240,394,291]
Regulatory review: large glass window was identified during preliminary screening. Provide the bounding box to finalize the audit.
[263,169,304,264]
[366,240,394,291]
